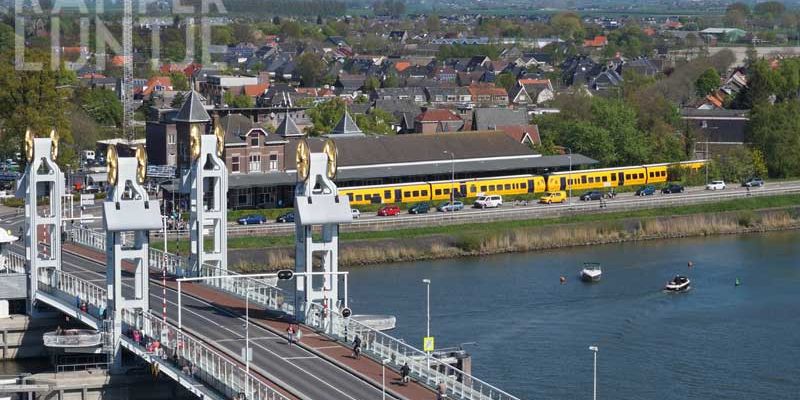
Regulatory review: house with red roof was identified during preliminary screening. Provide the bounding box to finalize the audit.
[583,35,608,48]
[468,84,509,107]
[413,108,464,134]
[137,76,173,97]
[495,124,541,146]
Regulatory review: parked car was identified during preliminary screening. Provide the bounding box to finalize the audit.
[84,185,101,194]
[437,201,464,212]
[706,180,726,190]
[473,195,503,209]
[635,185,656,196]
[661,183,684,194]
[275,212,295,223]
[409,203,430,214]
[351,209,361,219]
[539,191,567,204]
[377,205,401,216]
[742,177,764,187]
[580,190,603,201]
[238,214,267,225]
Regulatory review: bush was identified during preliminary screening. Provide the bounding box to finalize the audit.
[737,211,759,227]
[455,235,484,252]
[2,198,23,208]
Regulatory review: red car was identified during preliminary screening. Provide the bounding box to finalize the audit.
[377,205,401,216]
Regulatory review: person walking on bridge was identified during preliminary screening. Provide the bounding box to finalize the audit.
[286,324,295,346]
[400,362,411,384]
[352,334,362,359]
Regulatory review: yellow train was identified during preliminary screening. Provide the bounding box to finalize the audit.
[340,160,706,206]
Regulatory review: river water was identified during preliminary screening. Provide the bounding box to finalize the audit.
[345,231,800,399]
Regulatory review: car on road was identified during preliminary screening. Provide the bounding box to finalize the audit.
[706,180,726,190]
[83,185,101,194]
[351,209,361,219]
[635,185,656,196]
[409,203,430,214]
[661,183,685,194]
[742,177,764,187]
[238,214,267,225]
[437,201,464,212]
[377,205,401,216]
[539,191,567,204]
[473,195,503,209]
[580,190,603,201]
[275,212,295,223]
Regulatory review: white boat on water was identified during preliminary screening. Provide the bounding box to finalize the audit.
[664,275,691,292]
[580,263,602,282]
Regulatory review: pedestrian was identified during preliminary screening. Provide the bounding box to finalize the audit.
[436,380,447,399]
[352,335,362,359]
[286,324,295,345]
[400,362,411,384]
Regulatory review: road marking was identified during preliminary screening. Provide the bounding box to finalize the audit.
[283,356,318,360]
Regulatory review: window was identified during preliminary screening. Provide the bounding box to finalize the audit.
[602,176,608,182]
[611,174,617,181]
[588,177,594,183]
[268,154,278,170]
[520,183,526,189]
[232,156,240,173]
[421,190,428,196]
[384,190,392,199]
[470,186,477,193]
[250,135,259,146]
[649,172,654,178]
[488,185,496,191]
[639,173,645,179]
[167,133,176,145]
[581,176,587,184]
[444,188,450,194]
[356,195,363,201]
[365,194,372,201]
[404,191,411,197]
[625,174,630,180]
[435,189,442,196]
[347,193,353,201]
[481,185,487,192]
[412,190,420,197]
[249,154,261,172]
[447,95,457,102]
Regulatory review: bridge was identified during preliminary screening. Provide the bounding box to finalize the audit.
[1,121,519,399]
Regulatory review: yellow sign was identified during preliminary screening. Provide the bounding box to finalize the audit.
[423,336,435,352]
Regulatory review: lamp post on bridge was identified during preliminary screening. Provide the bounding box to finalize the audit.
[422,278,431,370]
[589,345,598,400]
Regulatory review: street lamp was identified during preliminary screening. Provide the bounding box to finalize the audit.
[589,345,598,400]
[442,151,455,204]
[566,147,573,205]
[422,278,431,370]
[244,280,251,374]
[381,358,391,400]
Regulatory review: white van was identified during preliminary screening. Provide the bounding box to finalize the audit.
[474,194,503,209]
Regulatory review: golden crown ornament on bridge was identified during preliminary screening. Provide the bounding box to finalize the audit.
[106,145,118,186]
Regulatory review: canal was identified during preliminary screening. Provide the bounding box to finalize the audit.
[346,231,800,399]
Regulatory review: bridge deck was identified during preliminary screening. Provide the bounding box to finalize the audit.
[60,242,437,400]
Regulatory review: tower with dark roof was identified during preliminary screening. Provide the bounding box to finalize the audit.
[328,109,364,136]
[275,111,304,137]
[174,91,211,172]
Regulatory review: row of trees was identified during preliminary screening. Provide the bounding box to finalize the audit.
[305,98,395,136]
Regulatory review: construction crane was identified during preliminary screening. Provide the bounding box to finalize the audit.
[122,0,134,143]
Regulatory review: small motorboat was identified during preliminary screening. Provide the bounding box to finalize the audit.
[580,263,602,282]
[664,275,691,292]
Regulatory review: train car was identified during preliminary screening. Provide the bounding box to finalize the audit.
[429,175,545,201]
[644,160,707,184]
[340,182,431,206]
[546,165,648,192]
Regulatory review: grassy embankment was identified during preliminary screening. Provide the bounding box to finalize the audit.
[152,194,800,271]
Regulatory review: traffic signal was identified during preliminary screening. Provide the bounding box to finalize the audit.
[277,270,294,280]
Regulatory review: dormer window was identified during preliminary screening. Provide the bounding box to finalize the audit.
[249,132,259,146]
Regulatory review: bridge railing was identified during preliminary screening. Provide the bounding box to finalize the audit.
[69,227,291,315]
[2,251,27,274]
[37,266,107,315]
[305,303,519,400]
[123,309,289,400]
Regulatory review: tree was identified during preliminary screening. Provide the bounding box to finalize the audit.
[295,53,326,87]
[79,88,123,127]
[382,73,399,88]
[363,76,381,92]
[169,72,190,91]
[724,2,750,28]
[356,108,395,135]
[695,68,720,97]
[223,91,254,108]
[306,98,346,135]
[495,73,516,91]
[171,92,187,108]
[425,15,440,33]
[747,101,800,177]
[550,12,584,41]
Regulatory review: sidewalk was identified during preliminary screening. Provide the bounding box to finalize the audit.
[64,243,438,400]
